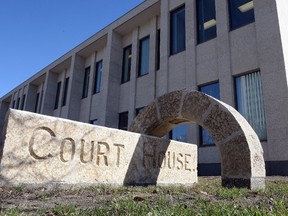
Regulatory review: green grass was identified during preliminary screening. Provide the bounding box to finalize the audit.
[1,177,288,215]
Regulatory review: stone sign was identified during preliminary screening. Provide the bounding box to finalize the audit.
[0,109,197,186]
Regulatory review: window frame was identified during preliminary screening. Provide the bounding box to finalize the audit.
[54,81,62,110]
[121,45,132,84]
[82,66,90,99]
[228,0,255,31]
[93,60,103,94]
[198,81,220,147]
[62,77,69,107]
[138,35,150,77]
[170,5,186,55]
[118,111,129,131]
[196,0,217,44]
[234,70,267,141]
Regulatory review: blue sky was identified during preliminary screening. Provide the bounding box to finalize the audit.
[0,0,144,98]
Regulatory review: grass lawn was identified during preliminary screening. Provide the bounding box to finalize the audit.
[1,177,288,215]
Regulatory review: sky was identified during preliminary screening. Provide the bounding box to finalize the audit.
[0,0,144,98]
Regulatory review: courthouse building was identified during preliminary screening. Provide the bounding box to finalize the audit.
[1,0,288,175]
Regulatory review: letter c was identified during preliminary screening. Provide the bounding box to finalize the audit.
[29,127,56,160]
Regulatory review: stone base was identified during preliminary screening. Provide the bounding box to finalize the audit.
[222,177,265,190]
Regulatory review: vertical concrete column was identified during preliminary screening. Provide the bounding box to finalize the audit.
[185,0,198,144]
[185,0,197,90]
[25,84,38,112]
[216,1,234,106]
[67,54,85,121]
[157,0,169,97]
[42,71,58,116]
[149,17,157,100]
[102,31,122,128]
[87,51,97,123]
[254,0,288,165]
[128,29,139,125]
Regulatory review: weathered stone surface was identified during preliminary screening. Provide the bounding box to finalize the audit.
[0,109,197,186]
[129,90,266,190]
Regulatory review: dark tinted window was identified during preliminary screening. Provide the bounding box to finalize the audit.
[199,82,220,145]
[170,6,185,55]
[197,0,217,43]
[122,45,132,83]
[229,0,255,30]
[138,36,150,77]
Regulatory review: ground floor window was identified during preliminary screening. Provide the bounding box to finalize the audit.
[118,112,128,131]
[169,124,188,142]
[235,71,267,140]
[199,82,220,145]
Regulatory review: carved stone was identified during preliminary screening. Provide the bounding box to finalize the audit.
[129,90,266,190]
[0,109,197,187]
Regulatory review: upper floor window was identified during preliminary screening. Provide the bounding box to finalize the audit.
[20,94,26,110]
[62,77,69,107]
[82,66,90,98]
[197,0,217,43]
[156,29,161,71]
[35,92,40,113]
[199,82,220,145]
[16,97,20,109]
[138,36,150,77]
[93,60,102,94]
[235,71,267,140]
[12,100,15,109]
[121,45,132,83]
[54,81,62,109]
[228,0,255,30]
[170,5,185,55]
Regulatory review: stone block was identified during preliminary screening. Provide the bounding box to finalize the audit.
[0,109,197,187]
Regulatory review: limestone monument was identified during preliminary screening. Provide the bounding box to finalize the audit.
[129,90,266,190]
[0,90,266,190]
[0,109,197,186]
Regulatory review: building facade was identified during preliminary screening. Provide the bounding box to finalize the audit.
[1,0,288,175]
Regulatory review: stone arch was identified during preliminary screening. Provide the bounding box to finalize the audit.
[129,90,265,190]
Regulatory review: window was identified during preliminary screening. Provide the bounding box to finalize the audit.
[169,124,188,142]
[170,5,185,55]
[54,81,61,109]
[156,29,160,70]
[34,92,40,113]
[82,66,90,98]
[94,60,102,94]
[90,119,98,125]
[235,71,267,140]
[138,36,150,77]
[136,107,145,116]
[16,97,20,109]
[121,45,132,83]
[118,112,128,131]
[21,94,26,110]
[228,0,255,30]
[197,0,217,43]
[12,100,15,108]
[39,90,43,113]
[199,82,220,145]
[62,77,69,106]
